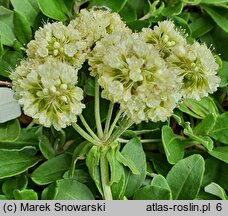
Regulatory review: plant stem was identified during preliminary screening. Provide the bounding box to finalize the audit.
[72,123,100,146]
[107,109,123,139]
[107,117,134,145]
[79,114,100,142]
[100,151,113,200]
[103,102,114,140]
[94,80,103,139]
[117,138,161,143]
[0,81,12,87]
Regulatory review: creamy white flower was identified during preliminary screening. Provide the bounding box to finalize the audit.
[11,58,85,130]
[26,22,88,69]
[167,41,220,100]
[69,9,131,47]
[140,20,186,58]
[89,32,181,123]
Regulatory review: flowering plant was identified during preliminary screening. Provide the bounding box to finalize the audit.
[0,0,228,200]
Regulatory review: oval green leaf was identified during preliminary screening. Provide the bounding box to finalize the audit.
[53,179,94,200]
[121,137,147,198]
[210,112,228,144]
[209,146,228,164]
[0,148,40,179]
[204,182,227,200]
[11,0,40,26]
[0,119,20,142]
[31,153,72,185]
[162,125,184,164]
[14,189,38,200]
[166,154,205,200]
[36,0,68,21]
[202,5,228,33]
[13,11,32,45]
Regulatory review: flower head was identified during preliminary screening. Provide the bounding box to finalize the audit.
[140,20,186,58]
[11,58,85,130]
[69,8,131,47]
[89,32,181,123]
[26,22,88,69]
[167,41,220,100]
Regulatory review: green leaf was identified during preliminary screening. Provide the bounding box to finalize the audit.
[0,38,3,58]
[68,141,92,178]
[202,5,228,33]
[121,137,147,198]
[86,146,102,195]
[119,2,137,22]
[209,146,228,164]
[201,0,228,4]
[0,119,20,142]
[0,195,9,200]
[63,169,92,184]
[171,15,191,36]
[13,11,32,45]
[0,127,39,149]
[41,183,57,200]
[31,153,72,185]
[127,20,150,31]
[14,189,38,200]
[10,0,39,26]
[210,112,228,144]
[162,125,184,164]
[162,1,183,17]
[178,97,219,119]
[111,170,125,200]
[190,15,215,38]
[133,175,172,200]
[184,127,214,151]
[38,134,56,160]
[0,64,13,77]
[193,114,217,136]
[204,182,227,200]
[107,146,123,185]
[148,153,172,176]
[166,154,205,199]
[2,175,27,198]
[116,151,140,175]
[84,77,95,96]
[182,0,201,4]
[202,157,220,186]
[0,20,15,46]
[218,61,228,87]
[0,148,40,179]
[53,179,94,200]
[89,0,127,12]
[36,0,68,21]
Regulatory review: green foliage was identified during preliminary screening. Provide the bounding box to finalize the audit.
[166,155,205,200]
[0,148,40,179]
[162,125,184,164]
[31,153,72,185]
[133,175,172,200]
[48,179,95,200]
[0,0,228,200]
[36,0,68,21]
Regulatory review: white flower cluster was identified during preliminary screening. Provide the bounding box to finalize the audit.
[141,20,220,101]
[11,9,220,128]
[11,58,85,130]
[89,32,181,123]
[11,9,130,130]
[89,20,220,123]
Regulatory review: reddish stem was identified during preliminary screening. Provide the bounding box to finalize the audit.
[0,81,13,87]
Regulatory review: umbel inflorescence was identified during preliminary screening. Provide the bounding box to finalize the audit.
[10,8,220,130]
